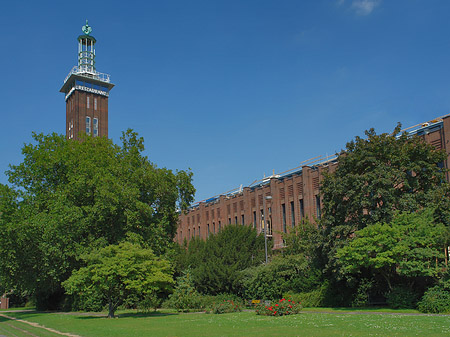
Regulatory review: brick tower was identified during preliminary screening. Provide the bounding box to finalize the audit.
[60,21,114,140]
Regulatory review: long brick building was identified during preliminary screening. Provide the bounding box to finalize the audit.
[176,115,450,248]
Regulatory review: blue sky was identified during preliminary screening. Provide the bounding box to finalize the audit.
[1,0,450,202]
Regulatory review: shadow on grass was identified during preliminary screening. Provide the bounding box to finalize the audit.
[75,311,179,320]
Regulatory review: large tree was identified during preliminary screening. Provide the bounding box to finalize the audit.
[320,124,448,274]
[183,225,265,295]
[63,242,173,318]
[336,209,447,291]
[0,131,194,309]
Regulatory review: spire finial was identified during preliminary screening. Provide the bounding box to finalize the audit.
[82,20,92,35]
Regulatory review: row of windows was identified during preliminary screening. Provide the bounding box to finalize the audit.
[75,80,109,93]
[183,196,319,239]
[86,116,99,136]
[86,96,98,110]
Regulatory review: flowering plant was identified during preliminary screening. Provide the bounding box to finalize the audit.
[256,298,302,316]
[208,299,242,314]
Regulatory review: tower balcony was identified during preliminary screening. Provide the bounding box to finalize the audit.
[63,66,111,85]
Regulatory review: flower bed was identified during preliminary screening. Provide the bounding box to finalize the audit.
[208,300,242,314]
[256,298,302,316]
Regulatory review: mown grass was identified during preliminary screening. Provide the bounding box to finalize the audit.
[0,314,61,336]
[3,310,450,337]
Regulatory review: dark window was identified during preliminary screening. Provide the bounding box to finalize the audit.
[316,195,321,219]
[253,211,257,229]
[219,221,221,231]
[235,216,238,225]
[282,204,287,233]
[241,214,245,226]
[299,199,304,221]
[290,201,295,227]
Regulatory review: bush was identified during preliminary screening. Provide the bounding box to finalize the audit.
[162,269,203,312]
[351,279,373,308]
[241,254,321,300]
[284,286,326,308]
[386,287,419,309]
[418,277,450,313]
[207,299,242,314]
[256,298,302,316]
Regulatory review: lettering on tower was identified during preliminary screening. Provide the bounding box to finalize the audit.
[60,21,114,140]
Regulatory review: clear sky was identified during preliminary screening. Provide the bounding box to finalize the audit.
[1,0,450,202]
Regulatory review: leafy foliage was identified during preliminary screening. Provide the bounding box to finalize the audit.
[418,274,450,313]
[336,210,447,291]
[321,125,447,274]
[241,254,321,300]
[63,242,173,318]
[184,225,265,295]
[0,131,194,308]
[162,269,203,312]
[386,286,419,309]
[256,298,302,316]
[208,299,242,314]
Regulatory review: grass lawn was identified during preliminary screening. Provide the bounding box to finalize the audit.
[2,310,450,337]
[0,314,62,337]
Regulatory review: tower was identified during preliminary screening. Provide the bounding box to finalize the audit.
[60,21,114,140]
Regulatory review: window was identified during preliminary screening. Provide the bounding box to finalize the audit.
[316,195,321,219]
[282,204,287,233]
[228,218,231,225]
[93,118,99,137]
[86,116,91,135]
[253,211,256,229]
[235,216,238,225]
[299,199,304,221]
[218,221,221,231]
[241,214,245,226]
[290,201,295,227]
[207,224,210,237]
[188,228,190,238]
[87,96,90,109]
[260,209,264,232]
[198,226,201,237]
[213,222,215,234]
[94,98,97,110]
[68,119,74,139]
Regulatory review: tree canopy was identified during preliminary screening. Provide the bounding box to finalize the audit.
[182,225,266,295]
[0,131,194,309]
[63,242,173,318]
[336,209,447,291]
[320,125,448,274]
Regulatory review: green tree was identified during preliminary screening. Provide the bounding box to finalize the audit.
[63,242,173,318]
[184,225,265,295]
[321,125,448,273]
[336,210,447,291]
[0,131,194,309]
[241,254,321,300]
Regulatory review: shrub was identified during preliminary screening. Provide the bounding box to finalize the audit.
[386,287,419,309]
[284,286,326,308]
[256,298,302,316]
[241,254,321,300]
[208,299,242,314]
[162,269,203,312]
[418,277,450,313]
[351,279,373,307]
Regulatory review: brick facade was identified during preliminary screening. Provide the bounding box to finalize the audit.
[176,115,450,249]
[65,90,109,139]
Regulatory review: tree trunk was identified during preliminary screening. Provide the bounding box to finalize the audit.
[108,300,115,318]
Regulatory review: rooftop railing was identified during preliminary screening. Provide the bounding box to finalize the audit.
[63,66,111,84]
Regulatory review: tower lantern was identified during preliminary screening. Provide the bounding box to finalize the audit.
[78,21,96,74]
[60,21,114,140]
